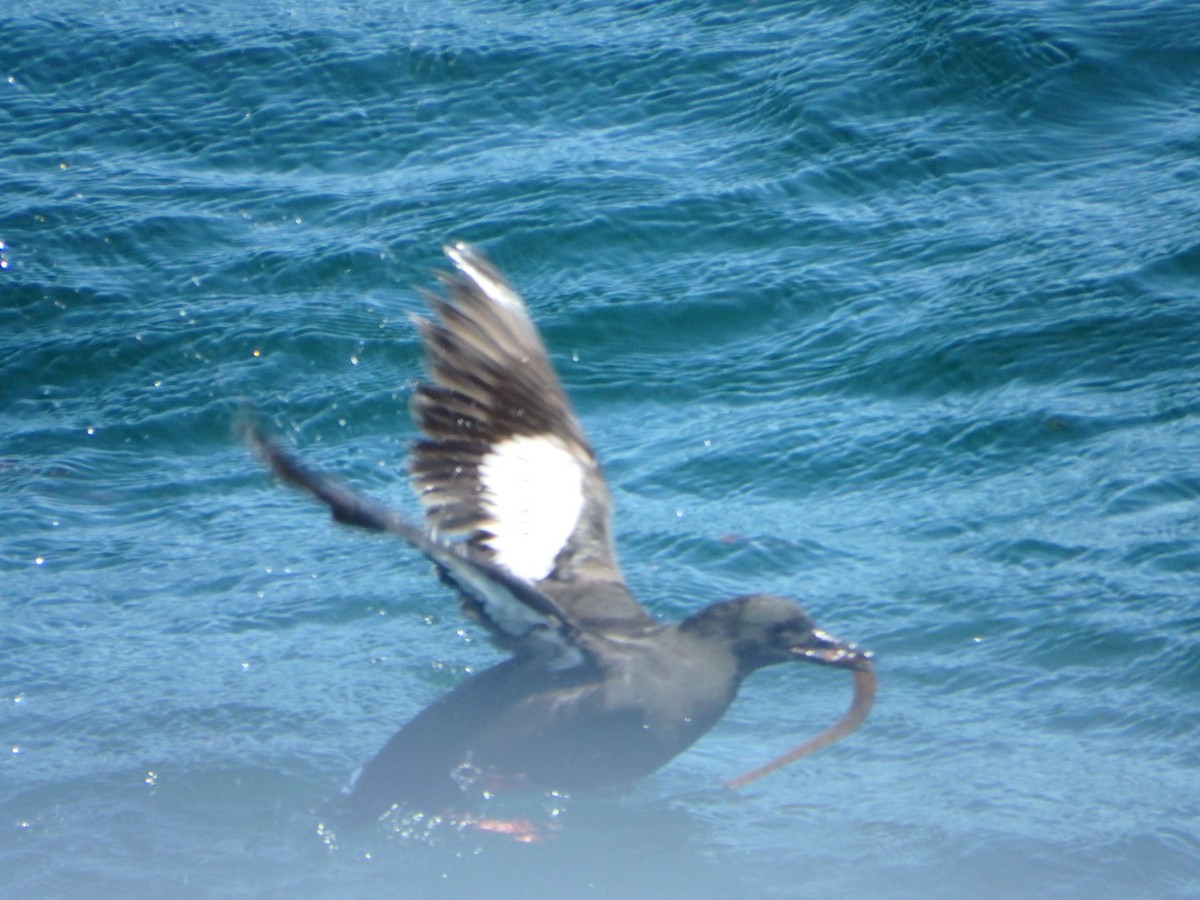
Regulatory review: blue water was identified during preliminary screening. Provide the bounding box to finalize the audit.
[4,1,1200,896]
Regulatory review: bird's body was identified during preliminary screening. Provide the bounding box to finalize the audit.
[340,629,736,813]
[252,242,874,823]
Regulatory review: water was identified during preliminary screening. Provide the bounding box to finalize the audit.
[3,1,1199,896]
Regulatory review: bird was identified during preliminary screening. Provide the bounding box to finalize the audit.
[249,242,875,824]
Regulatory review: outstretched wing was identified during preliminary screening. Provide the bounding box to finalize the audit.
[410,243,654,630]
[246,426,587,667]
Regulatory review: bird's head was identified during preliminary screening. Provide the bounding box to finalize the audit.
[681,593,872,676]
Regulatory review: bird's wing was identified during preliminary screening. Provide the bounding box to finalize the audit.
[247,427,589,667]
[409,242,654,630]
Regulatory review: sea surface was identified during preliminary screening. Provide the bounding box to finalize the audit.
[3,1,1199,897]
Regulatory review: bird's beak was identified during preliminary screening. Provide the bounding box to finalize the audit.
[795,628,874,671]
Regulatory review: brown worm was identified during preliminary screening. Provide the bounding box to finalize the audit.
[725,661,876,790]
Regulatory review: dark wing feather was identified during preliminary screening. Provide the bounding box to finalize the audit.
[246,426,587,665]
[410,243,653,630]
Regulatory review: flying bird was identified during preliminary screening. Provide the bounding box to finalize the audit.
[250,242,875,823]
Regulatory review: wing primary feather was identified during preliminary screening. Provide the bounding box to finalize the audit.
[244,424,585,657]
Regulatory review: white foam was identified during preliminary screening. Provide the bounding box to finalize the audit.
[478,433,585,582]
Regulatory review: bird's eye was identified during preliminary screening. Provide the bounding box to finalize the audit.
[767,621,794,641]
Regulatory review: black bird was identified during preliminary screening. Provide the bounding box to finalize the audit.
[250,243,874,822]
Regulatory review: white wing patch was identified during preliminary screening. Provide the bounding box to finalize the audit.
[479,433,585,582]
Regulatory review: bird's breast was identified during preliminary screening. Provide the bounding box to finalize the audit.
[598,635,740,738]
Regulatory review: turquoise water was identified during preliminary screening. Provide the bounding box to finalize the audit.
[4,1,1199,896]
